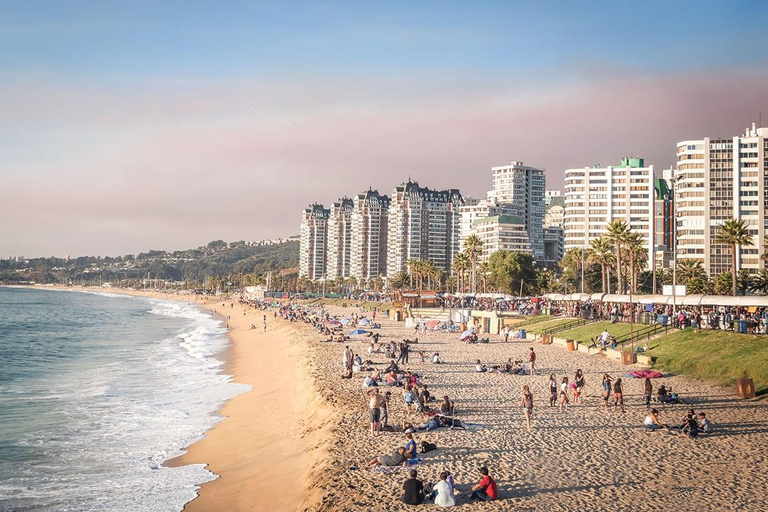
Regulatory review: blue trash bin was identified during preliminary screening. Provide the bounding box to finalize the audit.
[519,329,526,339]
[659,314,668,327]
[738,320,748,334]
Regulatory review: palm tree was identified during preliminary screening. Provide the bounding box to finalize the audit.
[587,236,614,293]
[478,262,490,293]
[676,259,707,285]
[749,269,768,295]
[606,220,630,294]
[624,231,646,294]
[452,252,470,293]
[463,235,483,294]
[407,259,422,289]
[390,271,410,290]
[714,219,754,296]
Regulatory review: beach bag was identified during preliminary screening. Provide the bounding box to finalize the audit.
[420,441,437,453]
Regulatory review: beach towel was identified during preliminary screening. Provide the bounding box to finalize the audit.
[632,370,663,379]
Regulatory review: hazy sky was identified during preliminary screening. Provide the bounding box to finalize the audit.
[2,1,768,257]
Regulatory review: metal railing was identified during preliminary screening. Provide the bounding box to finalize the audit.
[541,317,600,335]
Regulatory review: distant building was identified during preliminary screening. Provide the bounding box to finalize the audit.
[472,215,532,263]
[487,162,546,261]
[654,177,674,252]
[675,123,768,276]
[564,157,655,268]
[299,204,330,280]
[387,181,463,277]
[544,194,565,229]
[326,197,354,280]
[350,189,390,281]
[543,226,565,263]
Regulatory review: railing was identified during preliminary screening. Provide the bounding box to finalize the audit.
[613,318,680,347]
[541,317,600,335]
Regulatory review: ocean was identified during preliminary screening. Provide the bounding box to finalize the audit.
[0,287,248,511]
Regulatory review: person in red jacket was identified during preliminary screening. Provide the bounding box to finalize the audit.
[469,466,497,501]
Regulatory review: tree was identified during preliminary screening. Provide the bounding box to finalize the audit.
[487,251,537,295]
[714,219,753,296]
[390,271,410,291]
[478,262,490,293]
[463,235,483,294]
[676,259,707,285]
[559,248,584,293]
[368,276,384,292]
[587,236,614,293]
[624,231,647,294]
[606,220,630,294]
[749,269,768,295]
[407,259,423,289]
[452,252,470,293]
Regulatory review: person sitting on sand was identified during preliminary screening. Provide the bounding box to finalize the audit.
[680,413,699,439]
[440,396,455,417]
[363,372,378,388]
[432,352,441,364]
[420,385,431,403]
[429,471,456,507]
[475,359,489,372]
[656,384,668,403]
[643,408,669,430]
[698,412,712,433]
[367,446,407,468]
[401,469,425,505]
[386,359,400,373]
[469,466,497,501]
[404,432,418,461]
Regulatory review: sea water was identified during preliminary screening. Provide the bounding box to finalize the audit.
[0,287,249,511]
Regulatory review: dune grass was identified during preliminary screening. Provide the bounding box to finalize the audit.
[648,329,768,394]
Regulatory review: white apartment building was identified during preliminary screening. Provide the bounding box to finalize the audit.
[487,162,546,261]
[298,204,330,280]
[326,197,354,280]
[387,181,463,277]
[472,215,532,263]
[349,189,390,281]
[675,123,768,276]
[564,157,655,266]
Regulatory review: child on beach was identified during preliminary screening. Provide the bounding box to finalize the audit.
[602,374,612,409]
[644,378,653,407]
[574,369,585,404]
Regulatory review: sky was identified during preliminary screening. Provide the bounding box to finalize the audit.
[2,1,768,257]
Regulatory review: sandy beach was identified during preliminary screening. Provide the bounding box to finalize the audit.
[42,288,768,511]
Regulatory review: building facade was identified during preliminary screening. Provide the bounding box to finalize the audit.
[564,157,655,267]
[675,123,768,275]
[326,197,354,280]
[349,189,390,281]
[487,161,546,261]
[472,215,532,263]
[298,203,330,280]
[387,181,463,277]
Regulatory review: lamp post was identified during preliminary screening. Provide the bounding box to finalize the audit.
[671,177,677,319]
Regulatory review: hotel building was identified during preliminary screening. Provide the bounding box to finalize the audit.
[675,123,768,275]
[472,215,532,263]
[564,157,655,266]
[298,203,330,280]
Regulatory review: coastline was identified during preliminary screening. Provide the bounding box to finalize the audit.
[19,286,331,512]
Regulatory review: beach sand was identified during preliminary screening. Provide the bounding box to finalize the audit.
[42,287,768,511]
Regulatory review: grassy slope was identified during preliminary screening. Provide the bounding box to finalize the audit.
[525,318,578,334]
[553,321,642,343]
[649,329,768,393]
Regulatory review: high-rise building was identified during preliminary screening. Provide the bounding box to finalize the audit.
[675,123,768,275]
[387,181,463,277]
[349,189,390,281]
[326,197,354,280]
[299,204,330,280]
[564,157,655,266]
[472,215,532,263]
[487,162,546,261]
[654,178,674,251]
[544,194,565,229]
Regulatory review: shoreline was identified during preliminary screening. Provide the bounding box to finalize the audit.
[15,285,330,512]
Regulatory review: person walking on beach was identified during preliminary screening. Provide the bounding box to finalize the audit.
[613,378,625,413]
[503,325,510,343]
[521,385,533,431]
[549,374,558,406]
[602,374,612,410]
[559,377,570,412]
[368,388,385,436]
[643,378,653,407]
[263,314,267,332]
[528,347,536,375]
[343,345,353,370]
[574,369,585,404]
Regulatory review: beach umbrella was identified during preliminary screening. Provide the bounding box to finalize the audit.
[340,318,352,325]
[425,319,440,329]
[358,318,371,325]
[459,329,475,340]
[327,320,342,326]
[350,329,369,335]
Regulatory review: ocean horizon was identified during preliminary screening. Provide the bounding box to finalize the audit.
[0,287,248,511]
